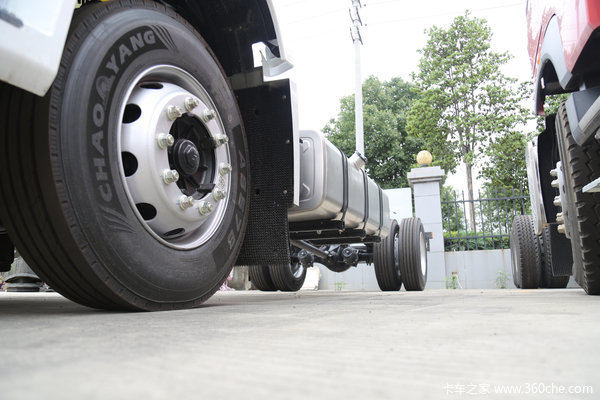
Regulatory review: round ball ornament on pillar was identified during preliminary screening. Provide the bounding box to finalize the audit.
[417,150,433,167]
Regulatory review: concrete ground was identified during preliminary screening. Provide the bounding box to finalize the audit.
[0,289,598,400]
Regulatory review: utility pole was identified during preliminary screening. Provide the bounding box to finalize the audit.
[349,0,364,156]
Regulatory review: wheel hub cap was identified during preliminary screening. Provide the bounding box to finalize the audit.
[172,139,201,177]
[118,65,232,250]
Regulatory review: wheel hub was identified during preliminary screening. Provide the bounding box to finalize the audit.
[172,139,201,177]
[118,65,232,249]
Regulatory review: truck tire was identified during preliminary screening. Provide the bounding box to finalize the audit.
[555,103,600,294]
[269,262,307,292]
[249,265,276,291]
[539,226,569,289]
[399,218,427,291]
[510,216,541,289]
[0,1,250,310]
[374,219,402,291]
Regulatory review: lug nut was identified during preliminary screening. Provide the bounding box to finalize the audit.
[185,97,200,111]
[553,196,562,207]
[162,169,180,184]
[550,168,558,177]
[166,105,183,120]
[551,179,560,188]
[197,201,214,216]
[214,134,229,146]
[219,163,233,175]
[202,108,217,123]
[557,224,566,234]
[556,212,564,224]
[213,188,227,201]
[178,195,195,210]
[157,133,175,149]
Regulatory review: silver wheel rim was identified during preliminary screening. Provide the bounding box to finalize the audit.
[419,231,427,276]
[290,261,305,279]
[117,65,232,250]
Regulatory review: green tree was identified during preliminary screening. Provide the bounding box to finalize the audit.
[323,76,423,189]
[480,131,530,190]
[407,11,530,229]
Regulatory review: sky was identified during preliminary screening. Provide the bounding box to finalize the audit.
[268,0,533,191]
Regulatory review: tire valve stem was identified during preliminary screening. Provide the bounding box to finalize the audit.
[219,163,232,175]
[197,201,214,216]
[185,97,200,111]
[166,105,183,121]
[214,134,229,147]
[162,169,180,184]
[213,188,227,201]
[157,133,175,149]
[178,195,195,210]
[202,108,217,123]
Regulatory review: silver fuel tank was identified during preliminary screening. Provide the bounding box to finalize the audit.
[288,130,391,239]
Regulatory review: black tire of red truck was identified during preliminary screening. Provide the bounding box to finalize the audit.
[555,103,600,295]
[539,226,569,289]
[0,1,250,310]
[510,215,541,289]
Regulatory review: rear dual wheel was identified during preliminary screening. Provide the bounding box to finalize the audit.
[249,261,307,292]
[510,216,541,289]
[374,218,427,291]
[0,1,250,310]
[539,226,569,289]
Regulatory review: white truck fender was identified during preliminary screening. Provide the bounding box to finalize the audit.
[0,0,77,96]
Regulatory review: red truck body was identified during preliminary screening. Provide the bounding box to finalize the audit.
[527,0,600,113]
[520,0,600,295]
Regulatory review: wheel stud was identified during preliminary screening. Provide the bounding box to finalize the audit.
[553,196,561,207]
[219,163,232,175]
[197,201,214,216]
[162,169,180,184]
[213,188,227,201]
[166,105,183,120]
[178,195,195,210]
[157,133,175,149]
[202,108,217,123]
[185,97,200,111]
[214,134,229,146]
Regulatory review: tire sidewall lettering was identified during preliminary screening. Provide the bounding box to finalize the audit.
[87,26,169,213]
